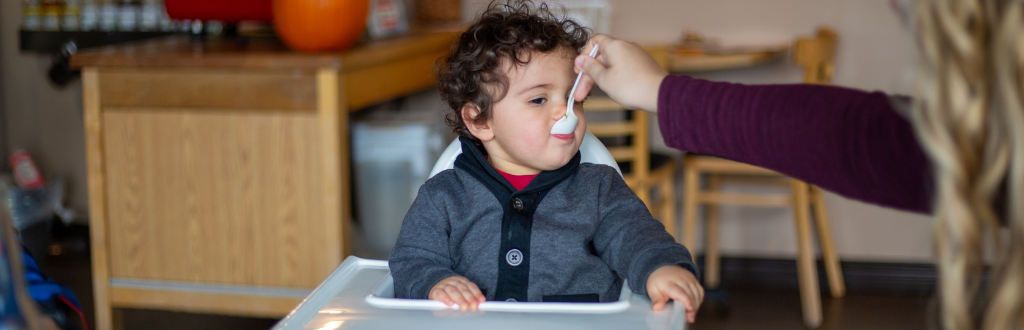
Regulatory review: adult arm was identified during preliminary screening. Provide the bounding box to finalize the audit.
[575,35,933,214]
[658,75,933,214]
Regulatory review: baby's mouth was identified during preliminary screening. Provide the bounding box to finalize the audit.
[551,133,574,141]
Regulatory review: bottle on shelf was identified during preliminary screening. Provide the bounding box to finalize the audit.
[62,0,81,31]
[100,0,118,31]
[79,0,99,31]
[117,0,139,31]
[158,0,175,32]
[139,0,160,31]
[41,0,63,31]
[22,0,43,31]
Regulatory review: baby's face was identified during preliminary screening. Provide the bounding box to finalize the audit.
[483,49,586,174]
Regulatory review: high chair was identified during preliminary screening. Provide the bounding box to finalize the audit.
[267,133,690,330]
[681,26,843,329]
[584,97,677,240]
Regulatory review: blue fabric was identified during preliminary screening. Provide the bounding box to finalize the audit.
[21,248,80,308]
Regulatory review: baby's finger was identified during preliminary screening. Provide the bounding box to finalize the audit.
[433,290,454,306]
[690,283,705,306]
[679,282,702,312]
[673,285,698,323]
[452,283,480,309]
[444,286,470,309]
[450,278,485,304]
[663,284,695,313]
[465,282,486,303]
[649,289,667,311]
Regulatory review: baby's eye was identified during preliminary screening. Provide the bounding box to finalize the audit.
[530,97,548,106]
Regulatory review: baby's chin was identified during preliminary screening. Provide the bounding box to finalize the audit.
[532,149,580,171]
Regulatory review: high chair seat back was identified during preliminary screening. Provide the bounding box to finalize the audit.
[429,132,621,179]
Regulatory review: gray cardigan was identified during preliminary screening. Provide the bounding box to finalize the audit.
[389,137,697,303]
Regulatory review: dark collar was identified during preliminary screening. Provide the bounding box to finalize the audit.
[454,136,581,199]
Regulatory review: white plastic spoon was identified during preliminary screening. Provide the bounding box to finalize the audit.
[550,45,600,135]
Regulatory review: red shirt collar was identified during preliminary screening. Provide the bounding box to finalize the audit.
[494,167,537,191]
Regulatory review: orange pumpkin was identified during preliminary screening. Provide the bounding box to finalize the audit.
[273,0,370,52]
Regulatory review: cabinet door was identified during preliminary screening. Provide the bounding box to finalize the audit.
[102,106,337,288]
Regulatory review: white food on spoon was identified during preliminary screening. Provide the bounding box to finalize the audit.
[550,45,600,135]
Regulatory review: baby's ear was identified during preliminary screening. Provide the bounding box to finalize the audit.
[462,104,494,142]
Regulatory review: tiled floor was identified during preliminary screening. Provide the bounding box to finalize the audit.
[41,223,932,330]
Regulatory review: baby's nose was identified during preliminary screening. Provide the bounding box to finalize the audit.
[552,102,569,118]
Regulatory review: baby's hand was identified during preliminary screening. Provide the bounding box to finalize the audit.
[646,265,704,323]
[428,275,486,310]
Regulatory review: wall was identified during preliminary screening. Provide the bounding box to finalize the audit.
[0,1,90,220]
[0,0,935,262]
[0,2,6,163]
[463,0,934,263]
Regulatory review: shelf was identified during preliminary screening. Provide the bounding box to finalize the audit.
[19,30,178,53]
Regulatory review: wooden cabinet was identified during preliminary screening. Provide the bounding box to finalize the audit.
[72,32,454,330]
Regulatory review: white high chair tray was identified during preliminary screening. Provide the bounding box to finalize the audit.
[271,256,689,330]
[365,273,631,313]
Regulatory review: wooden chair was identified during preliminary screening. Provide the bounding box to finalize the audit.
[681,27,844,329]
[584,97,677,239]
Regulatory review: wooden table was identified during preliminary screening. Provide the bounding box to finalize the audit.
[70,31,455,330]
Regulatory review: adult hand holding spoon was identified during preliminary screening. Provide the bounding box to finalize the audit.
[551,45,600,135]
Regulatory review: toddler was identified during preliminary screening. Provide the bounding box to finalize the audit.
[389,0,703,322]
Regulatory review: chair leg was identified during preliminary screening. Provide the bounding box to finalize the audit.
[791,179,822,329]
[637,182,653,214]
[810,185,845,298]
[682,161,699,248]
[661,171,678,242]
[705,174,721,288]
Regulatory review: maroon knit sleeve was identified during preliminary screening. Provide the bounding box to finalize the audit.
[658,75,933,214]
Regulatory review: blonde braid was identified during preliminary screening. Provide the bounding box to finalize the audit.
[911,0,1024,329]
[988,1,1024,328]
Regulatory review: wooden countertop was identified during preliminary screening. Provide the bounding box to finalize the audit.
[70,30,458,72]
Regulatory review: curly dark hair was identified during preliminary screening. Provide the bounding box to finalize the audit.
[437,0,590,146]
